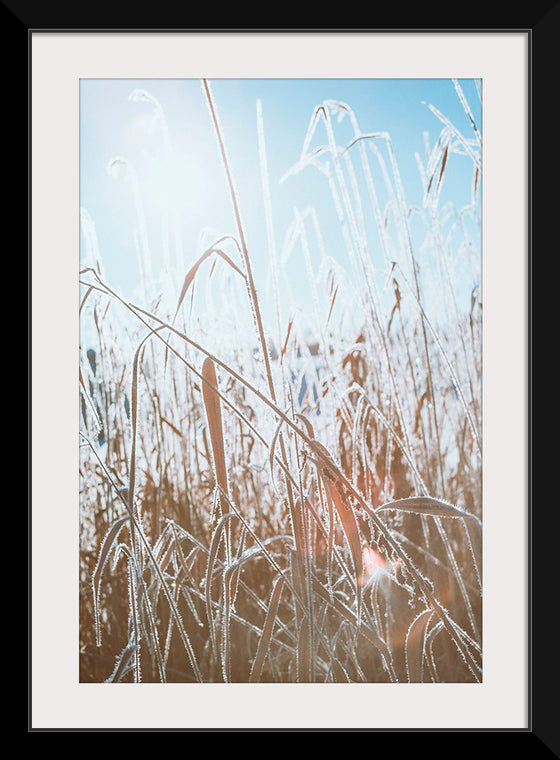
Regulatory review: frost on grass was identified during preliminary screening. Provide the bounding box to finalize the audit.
[79,79,481,684]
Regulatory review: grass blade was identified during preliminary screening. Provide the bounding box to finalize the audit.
[201,357,229,500]
[405,609,434,682]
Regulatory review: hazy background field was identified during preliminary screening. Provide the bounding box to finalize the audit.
[79,77,482,683]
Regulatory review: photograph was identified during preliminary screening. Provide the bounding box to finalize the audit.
[78,76,483,685]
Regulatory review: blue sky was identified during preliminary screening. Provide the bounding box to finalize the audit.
[80,78,481,333]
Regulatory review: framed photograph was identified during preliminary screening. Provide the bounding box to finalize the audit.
[30,29,531,732]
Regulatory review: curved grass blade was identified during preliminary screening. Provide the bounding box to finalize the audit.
[205,512,236,666]
[201,357,229,500]
[377,495,482,586]
[173,242,244,323]
[376,495,480,522]
[92,515,130,647]
[405,609,434,683]
[248,575,285,682]
[323,478,363,592]
[105,640,139,683]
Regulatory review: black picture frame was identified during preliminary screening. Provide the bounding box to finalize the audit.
[23,12,543,743]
